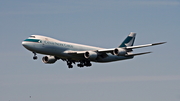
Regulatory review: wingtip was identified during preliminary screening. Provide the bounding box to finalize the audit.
[147,51,152,54]
[152,42,166,45]
[161,42,167,44]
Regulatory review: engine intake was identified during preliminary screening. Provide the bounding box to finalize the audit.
[42,56,57,64]
[113,48,127,56]
[84,51,98,60]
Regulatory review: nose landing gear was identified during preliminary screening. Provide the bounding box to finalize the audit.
[33,52,38,60]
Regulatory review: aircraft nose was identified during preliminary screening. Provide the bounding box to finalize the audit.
[22,41,32,49]
[22,41,27,47]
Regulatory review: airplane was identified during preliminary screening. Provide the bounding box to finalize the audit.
[22,32,166,68]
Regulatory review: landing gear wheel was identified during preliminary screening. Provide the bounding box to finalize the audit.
[68,65,73,68]
[77,64,84,67]
[86,63,92,67]
[33,56,38,60]
[67,60,73,68]
[83,60,92,67]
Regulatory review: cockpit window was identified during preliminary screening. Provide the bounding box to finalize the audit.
[29,36,35,38]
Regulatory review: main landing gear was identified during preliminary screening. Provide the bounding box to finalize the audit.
[66,60,92,68]
[77,60,92,68]
[66,60,73,68]
[33,52,38,60]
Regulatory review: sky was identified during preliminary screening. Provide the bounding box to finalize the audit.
[0,0,180,101]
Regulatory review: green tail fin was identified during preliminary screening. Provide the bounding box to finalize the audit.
[119,32,136,47]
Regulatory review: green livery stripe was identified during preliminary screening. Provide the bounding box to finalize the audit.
[24,39,41,43]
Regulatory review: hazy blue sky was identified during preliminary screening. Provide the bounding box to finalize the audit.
[0,0,180,101]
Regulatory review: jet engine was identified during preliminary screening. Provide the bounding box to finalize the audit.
[113,48,127,56]
[84,51,98,60]
[42,56,57,64]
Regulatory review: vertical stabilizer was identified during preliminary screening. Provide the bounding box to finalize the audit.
[119,32,136,47]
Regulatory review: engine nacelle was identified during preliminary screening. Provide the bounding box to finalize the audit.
[42,56,57,64]
[84,51,98,60]
[113,48,127,56]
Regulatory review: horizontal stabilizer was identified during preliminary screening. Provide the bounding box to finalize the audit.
[126,42,166,49]
[126,52,152,56]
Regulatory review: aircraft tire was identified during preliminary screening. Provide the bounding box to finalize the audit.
[68,65,73,68]
[32,52,37,60]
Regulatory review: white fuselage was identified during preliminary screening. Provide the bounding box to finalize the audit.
[22,35,133,62]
